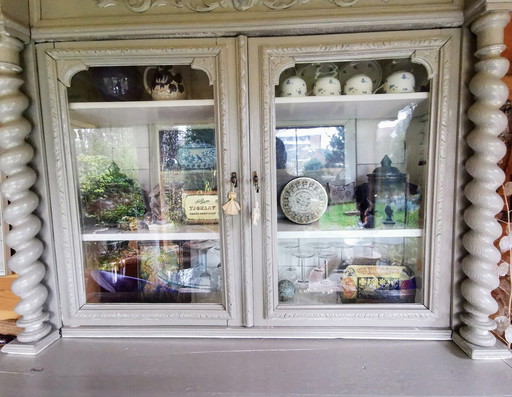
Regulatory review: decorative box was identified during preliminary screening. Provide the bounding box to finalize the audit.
[340,264,416,303]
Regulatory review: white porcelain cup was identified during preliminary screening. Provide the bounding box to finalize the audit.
[280,76,307,97]
[383,71,415,93]
[313,76,342,96]
[343,74,373,95]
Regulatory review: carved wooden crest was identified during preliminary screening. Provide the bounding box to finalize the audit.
[95,0,387,12]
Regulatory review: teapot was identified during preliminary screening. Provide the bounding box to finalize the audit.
[143,66,186,100]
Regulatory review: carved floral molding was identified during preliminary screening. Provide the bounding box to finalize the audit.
[95,0,387,12]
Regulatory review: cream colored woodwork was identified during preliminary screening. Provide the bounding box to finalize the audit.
[0,0,508,358]
[37,38,244,330]
[275,93,430,122]
[0,31,58,354]
[248,30,460,332]
[29,0,464,41]
[452,9,512,359]
[69,99,214,127]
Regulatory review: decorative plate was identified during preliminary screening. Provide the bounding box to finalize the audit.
[280,177,328,225]
[338,61,382,93]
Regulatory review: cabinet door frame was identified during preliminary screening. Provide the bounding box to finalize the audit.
[248,29,461,336]
[37,38,244,331]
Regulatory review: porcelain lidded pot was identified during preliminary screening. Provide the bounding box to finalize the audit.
[383,71,415,94]
[93,66,144,101]
[344,74,373,95]
[312,63,341,96]
[144,66,186,100]
[280,75,307,97]
[177,141,216,169]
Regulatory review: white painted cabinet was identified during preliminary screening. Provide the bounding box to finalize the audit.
[248,31,460,335]
[37,29,461,338]
[38,38,245,330]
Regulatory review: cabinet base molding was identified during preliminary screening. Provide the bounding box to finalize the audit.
[452,332,512,360]
[60,326,452,341]
[1,329,60,356]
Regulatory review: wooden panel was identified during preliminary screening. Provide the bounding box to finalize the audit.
[504,19,512,99]
[0,275,20,321]
[30,0,464,41]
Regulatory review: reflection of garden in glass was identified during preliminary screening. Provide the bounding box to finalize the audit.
[318,202,359,229]
[275,125,346,177]
[84,239,223,304]
[372,199,420,229]
[74,127,146,227]
[317,197,420,229]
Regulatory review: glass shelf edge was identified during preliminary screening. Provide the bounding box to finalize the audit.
[69,98,214,110]
[275,92,429,104]
[81,231,220,242]
[277,228,423,239]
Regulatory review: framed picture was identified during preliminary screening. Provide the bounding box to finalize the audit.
[182,190,219,224]
[149,124,219,226]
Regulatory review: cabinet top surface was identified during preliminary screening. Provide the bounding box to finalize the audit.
[30,0,465,42]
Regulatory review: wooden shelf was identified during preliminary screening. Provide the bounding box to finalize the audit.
[277,223,422,239]
[69,99,215,127]
[275,92,429,123]
[82,224,219,242]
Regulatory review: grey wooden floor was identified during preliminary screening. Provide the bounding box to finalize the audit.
[1,338,512,396]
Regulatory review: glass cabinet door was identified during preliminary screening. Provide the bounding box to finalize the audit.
[40,39,242,328]
[249,30,460,330]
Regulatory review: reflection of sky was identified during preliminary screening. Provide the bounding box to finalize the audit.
[277,126,337,148]
[276,126,344,174]
[377,104,416,139]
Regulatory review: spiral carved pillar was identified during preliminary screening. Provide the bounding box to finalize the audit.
[453,11,512,359]
[0,33,53,351]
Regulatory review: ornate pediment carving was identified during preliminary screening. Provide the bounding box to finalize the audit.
[95,0,387,12]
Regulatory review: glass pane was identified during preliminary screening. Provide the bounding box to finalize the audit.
[84,239,222,304]
[275,59,428,306]
[69,65,223,305]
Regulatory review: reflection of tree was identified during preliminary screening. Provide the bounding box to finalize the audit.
[160,129,179,170]
[80,161,145,226]
[303,158,323,171]
[74,127,145,226]
[183,127,215,146]
[74,127,138,178]
[324,127,345,168]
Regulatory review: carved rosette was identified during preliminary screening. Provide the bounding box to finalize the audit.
[0,35,52,343]
[459,11,511,347]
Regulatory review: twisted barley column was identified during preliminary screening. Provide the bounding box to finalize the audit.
[0,34,51,343]
[460,11,510,347]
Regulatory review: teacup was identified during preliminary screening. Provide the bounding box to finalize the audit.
[280,76,307,97]
[343,74,373,95]
[313,76,342,96]
[312,63,340,96]
[383,71,415,93]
